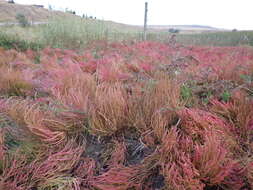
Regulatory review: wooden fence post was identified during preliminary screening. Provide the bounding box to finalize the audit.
[143,2,148,41]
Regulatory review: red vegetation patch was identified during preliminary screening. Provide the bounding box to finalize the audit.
[0,41,253,189]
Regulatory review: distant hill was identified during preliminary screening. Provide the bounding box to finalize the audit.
[0,0,76,22]
[0,0,225,34]
[0,0,143,33]
[185,25,218,29]
[148,25,226,33]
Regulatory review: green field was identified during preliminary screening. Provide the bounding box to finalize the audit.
[1,17,253,50]
[176,31,253,46]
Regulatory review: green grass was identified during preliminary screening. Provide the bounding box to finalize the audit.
[144,31,253,46]
[1,16,253,50]
[0,17,144,49]
[0,31,42,51]
[39,17,108,48]
[176,31,253,46]
[39,17,146,48]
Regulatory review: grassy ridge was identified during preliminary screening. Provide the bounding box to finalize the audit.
[0,0,76,22]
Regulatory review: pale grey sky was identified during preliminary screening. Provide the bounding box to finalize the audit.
[15,0,253,30]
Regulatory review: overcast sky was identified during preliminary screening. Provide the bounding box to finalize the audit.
[15,0,253,30]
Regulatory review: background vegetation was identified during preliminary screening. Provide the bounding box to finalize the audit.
[1,17,253,50]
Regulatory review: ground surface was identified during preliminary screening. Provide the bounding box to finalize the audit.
[0,41,253,190]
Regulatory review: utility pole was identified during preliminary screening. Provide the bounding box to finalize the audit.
[143,2,148,41]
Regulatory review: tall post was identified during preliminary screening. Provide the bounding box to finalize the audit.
[143,2,148,41]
